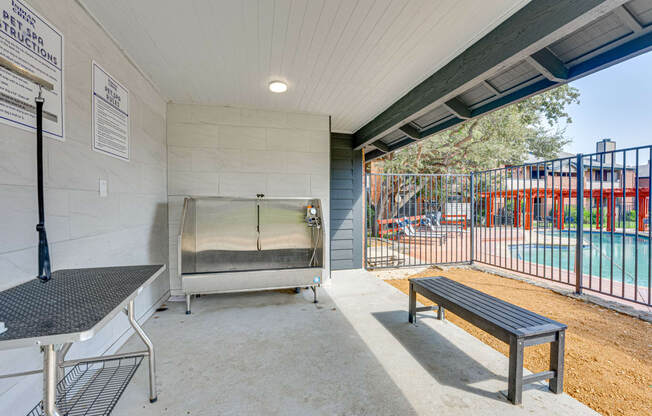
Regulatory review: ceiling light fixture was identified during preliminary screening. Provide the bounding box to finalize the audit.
[268,81,287,93]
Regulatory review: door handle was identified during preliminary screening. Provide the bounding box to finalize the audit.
[256,203,261,251]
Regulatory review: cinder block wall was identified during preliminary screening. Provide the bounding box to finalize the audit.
[167,104,330,293]
[0,1,168,413]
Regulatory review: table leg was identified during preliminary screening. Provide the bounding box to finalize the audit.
[42,344,62,416]
[57,343,71,382]
[127,299,158,403]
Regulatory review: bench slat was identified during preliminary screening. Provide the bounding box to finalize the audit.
[417,280,526,332]
[412,284,522,342]
[417,277,559,327]
[410,276,566,338]
[428,278,548,328]
[421,278,553,326]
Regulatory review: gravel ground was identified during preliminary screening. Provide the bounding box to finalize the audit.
[381,266,652,416]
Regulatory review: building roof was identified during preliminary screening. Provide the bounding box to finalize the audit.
[357,0,652,161]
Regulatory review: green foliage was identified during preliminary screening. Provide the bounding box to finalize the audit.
[382,85,579,174]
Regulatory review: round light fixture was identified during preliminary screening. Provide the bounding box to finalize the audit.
[269,80,288,93]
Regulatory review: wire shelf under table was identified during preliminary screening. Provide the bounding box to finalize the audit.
[27,356,143,416]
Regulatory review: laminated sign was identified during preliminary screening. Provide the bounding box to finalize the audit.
[92,61,130,161]
[0,0,64,139]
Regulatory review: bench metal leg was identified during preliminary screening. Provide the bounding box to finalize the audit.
[549,330,565,394]
[408,282,416,323]
[127,300,158,403]
[437,305,445,320]
[508,336,524,405]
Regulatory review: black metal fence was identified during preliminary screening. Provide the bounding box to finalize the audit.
[365,145,652,307]
[365,173,472,268]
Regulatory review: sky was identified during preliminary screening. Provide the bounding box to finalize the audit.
[562,50,652,156]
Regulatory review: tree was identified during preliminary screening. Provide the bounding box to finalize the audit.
[381,84,580,174]
[366,85,580,236]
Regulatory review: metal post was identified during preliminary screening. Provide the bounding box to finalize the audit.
[126,300,157,403]
[42,344,62,416]
[185,293,191,315]
[575,154,584,294]
[470,173,475,263]
[57,343,71,382]
[311,286,318,303]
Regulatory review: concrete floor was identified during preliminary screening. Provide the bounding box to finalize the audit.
[113,270,597,416]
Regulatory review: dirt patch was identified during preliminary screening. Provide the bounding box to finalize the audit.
[384,267,652,416]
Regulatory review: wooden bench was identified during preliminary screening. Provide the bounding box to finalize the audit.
[408,276,566,405]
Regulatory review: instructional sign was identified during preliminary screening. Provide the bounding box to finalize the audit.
[92,61,130,161]
[0,0,64,139]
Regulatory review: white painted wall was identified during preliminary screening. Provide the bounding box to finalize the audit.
[167,104,330,294]
[0,1,168,413]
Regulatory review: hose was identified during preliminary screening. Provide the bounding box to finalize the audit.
[309,222,322,267]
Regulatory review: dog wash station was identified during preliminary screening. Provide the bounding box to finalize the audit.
[179,196,324,314]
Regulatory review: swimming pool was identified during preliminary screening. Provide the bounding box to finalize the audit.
[511,231,651,288]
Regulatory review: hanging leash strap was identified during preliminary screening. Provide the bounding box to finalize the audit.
[35,90,51,282]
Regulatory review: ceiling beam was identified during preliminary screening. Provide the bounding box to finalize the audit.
[372,140,390,153]
[482,80,501,96]
[367,27,652,162]
[353,0,618,149]
[442,97,471,119]
[526,48,569,82]
[365,149,385,161]
[398,123,421,140]
[613,5,643,32]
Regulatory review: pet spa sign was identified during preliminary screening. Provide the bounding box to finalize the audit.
[0,0,64,140]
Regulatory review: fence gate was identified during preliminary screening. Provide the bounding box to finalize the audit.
[365,173,473,269]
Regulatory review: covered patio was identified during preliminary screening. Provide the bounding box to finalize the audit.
[1,0,651,414]
[112,270,594,415]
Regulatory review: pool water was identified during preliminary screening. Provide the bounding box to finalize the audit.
[511,231,651,288]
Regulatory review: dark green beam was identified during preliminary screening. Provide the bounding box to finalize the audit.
[353,0,611,149]
[398,123,421,140]
[443,97,471,119]
[526,48,569,82]
[372,140,391,153]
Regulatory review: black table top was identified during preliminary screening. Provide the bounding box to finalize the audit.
[0,265,164,349]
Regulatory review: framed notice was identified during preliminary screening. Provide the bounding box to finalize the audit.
[0,0,64,140]
[92,61,129,161]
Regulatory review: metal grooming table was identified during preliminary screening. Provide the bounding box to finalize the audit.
[0,264,165,416]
